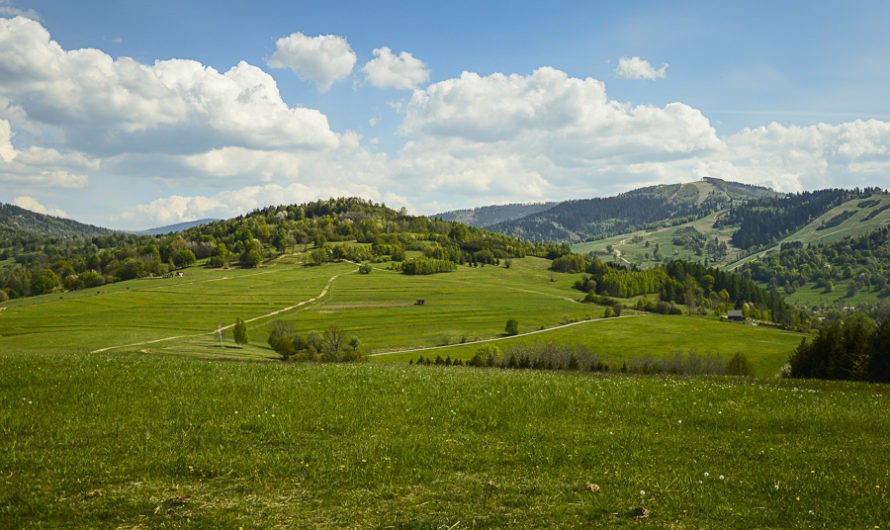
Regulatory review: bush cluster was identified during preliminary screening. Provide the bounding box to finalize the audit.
[267,321,362,362]
[412,343,754,377]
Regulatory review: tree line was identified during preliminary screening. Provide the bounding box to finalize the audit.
[788,313,889,382]
[553,252,799,326]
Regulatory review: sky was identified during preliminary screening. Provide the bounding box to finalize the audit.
[1,1,889,230]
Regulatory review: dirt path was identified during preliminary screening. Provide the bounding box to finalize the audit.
[90,271,346,353]
[368,314,642,358]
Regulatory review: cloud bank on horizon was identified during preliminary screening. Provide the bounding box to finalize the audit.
[1,4,889,229]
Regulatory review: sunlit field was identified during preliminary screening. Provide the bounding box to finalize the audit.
[1,352,887,528]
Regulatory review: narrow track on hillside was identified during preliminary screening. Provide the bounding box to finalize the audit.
[90,271,347,353]
[368,314,643,358]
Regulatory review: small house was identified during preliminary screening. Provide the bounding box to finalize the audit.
[726,309,744,322]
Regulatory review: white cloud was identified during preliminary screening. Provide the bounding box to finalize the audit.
[362,47,430,90]
[0,118,93,188]
[397,67,721,203]
[0,118,14,161]
[0,1,39,21]
[268,32,356,92]
[0,17,339,156]
[118,181,408,228]
[394,67,890,210]
[13,195,68,217]
[722,119,890,191]
[616,56,668,80]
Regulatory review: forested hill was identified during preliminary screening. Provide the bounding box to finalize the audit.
[0,203,112,239]
[0,198,564,300]
[487,178,780,242]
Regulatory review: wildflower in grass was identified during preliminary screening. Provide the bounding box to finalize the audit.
[640,490,645,496]
[719,475,725,480]
[703,472,709,478]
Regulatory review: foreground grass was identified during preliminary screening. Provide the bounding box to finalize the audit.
[2,352,887,528]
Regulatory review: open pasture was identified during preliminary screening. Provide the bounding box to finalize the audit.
[0,256,804,375]
[374,313,804,377]
[1,352,887,528]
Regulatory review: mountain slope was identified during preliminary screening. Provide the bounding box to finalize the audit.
[434,202,557,228]
[488,178,780,242]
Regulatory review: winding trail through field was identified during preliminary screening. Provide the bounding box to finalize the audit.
[90,271,345,353]
[91,259,641,357]
[367,314,642,358]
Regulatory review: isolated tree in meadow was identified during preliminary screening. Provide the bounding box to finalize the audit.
[233,318,248,345]
[321,325,346,360]
[505,318,519,336]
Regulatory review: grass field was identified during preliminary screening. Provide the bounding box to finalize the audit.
[2,253,887,527]
[0,256,804,376]
[1,351,887,528]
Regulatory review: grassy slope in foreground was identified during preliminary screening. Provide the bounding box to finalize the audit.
[1,352,887,529]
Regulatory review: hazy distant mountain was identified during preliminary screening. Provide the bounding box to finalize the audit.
[137,219,217,235]
[434,202,557,228]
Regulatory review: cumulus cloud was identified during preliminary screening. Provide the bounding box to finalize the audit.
[0,117,93,188]
[362,47,430,90]
[13,195,68,217]
[616,56,668,80]
[268,32,356,92]
[397,67,720,201]
[395,66,890,209]
[0,17,339,156]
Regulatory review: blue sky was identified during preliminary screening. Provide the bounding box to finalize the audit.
[1,0,889,229]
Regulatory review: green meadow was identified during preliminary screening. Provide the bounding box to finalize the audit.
[1,353,887,528]
[1,256,802,375]
[2,255,888,527]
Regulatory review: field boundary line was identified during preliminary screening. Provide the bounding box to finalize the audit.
[368,314,643,358]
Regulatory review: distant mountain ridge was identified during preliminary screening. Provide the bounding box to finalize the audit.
[136,219,218,235]
[437,178,782,242]
[434,202,557,228]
